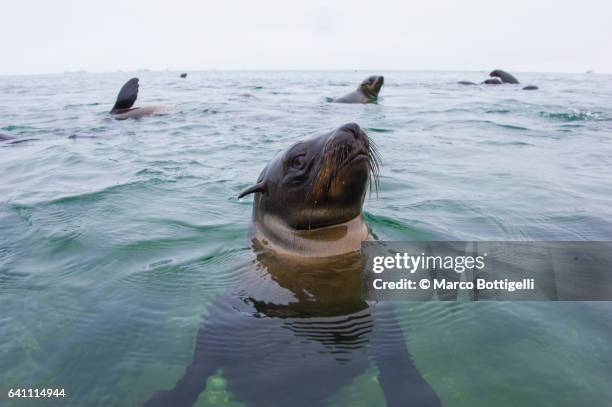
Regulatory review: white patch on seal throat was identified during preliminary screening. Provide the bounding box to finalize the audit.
[252,213,369,258]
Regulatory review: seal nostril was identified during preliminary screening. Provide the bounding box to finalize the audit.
[341,122,360,135]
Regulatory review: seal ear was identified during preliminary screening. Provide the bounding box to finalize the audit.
[238,181,267,199]
[111,78,139,113]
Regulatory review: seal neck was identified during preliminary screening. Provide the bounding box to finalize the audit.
[360,86,378,100]
[252,214,369,258]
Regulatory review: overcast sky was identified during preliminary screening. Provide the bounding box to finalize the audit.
[1,0,610,75]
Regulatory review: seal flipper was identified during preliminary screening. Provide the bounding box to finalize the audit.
[143,320,222,407]
[111,78,139,114]
[369,303,441,407]
[238,181,267,199]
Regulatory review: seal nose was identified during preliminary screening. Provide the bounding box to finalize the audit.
[339,122,362,139]
[332,123,368,154]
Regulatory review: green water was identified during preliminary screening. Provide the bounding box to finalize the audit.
[1,71,611,406]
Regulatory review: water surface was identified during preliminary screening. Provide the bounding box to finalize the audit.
[1,70,612,406]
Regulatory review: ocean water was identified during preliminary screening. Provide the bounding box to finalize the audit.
[1,70,612,407]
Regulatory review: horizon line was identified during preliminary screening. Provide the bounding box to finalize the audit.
[0,68,609,77]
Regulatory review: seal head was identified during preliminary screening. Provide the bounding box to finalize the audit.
[358,75,384,100]
[239,123,380,257]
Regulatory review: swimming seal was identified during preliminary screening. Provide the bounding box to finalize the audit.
[482,78,503,85]
[143,124,442,407]
[332,75,384,103]
[490,69,520,84]
[110,78,165,120]
[238,122,380,257]
[459,69,538,88]
[180,73,187,78]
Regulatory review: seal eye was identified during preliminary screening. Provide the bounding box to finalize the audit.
[290,154,306,169]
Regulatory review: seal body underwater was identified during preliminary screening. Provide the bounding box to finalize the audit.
[109,78,165,120]
[144,252,442,407]
[238,122,381,257]
[332,75,384,104]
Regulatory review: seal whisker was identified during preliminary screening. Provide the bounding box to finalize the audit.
[310,134,382,202]
[366,137,381,198]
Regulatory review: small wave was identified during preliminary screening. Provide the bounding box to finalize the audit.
[491,122,529,131]
[21,178,181,207]
[478,140,534,147]
[485,109,511,114]
[366,127,393,133]
[1,125,37,132]
[364,212,443,240]
[462,120,529,131]
[539,109,605,122]
[3,138,40,145]
[64,102,101,109]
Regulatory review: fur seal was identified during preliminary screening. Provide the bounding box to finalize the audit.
[490,69,520,84]
[180,73,187,78]
[143,124,441,407]
[482,78,503,85]
[238,122,380,257]
[332,76,384,103]
[110,78,165,120]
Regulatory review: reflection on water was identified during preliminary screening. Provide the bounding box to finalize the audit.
[145,249,440,407]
